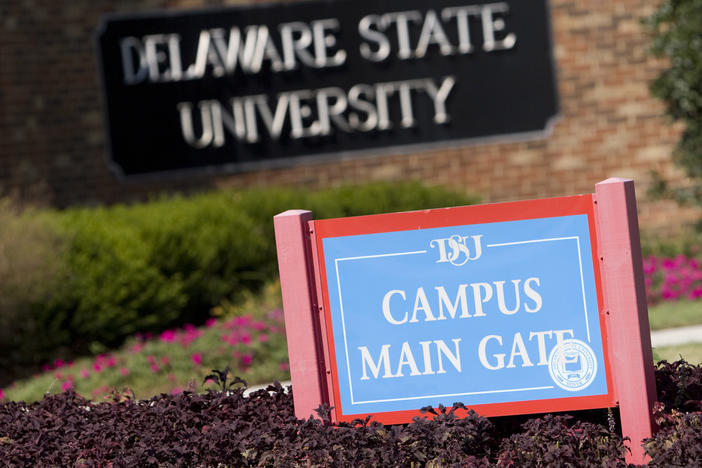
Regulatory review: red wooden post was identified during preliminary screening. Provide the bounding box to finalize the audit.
[595,178,657,464]
[273,210,327,420]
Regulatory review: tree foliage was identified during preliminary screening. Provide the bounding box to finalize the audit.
[646,0,702,179]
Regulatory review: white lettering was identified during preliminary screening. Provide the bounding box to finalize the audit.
[424,75,456,124]
[479,335,505,370]
[178,101,214,148]
[506,332,534,368]
[481,3,517,52]
[494,279,521,315]
[471,282,492,317]
[358,15,391,62]
[359,344,394,380]
[524,277,543,313]
[529,330,552,365]
[441,6,481,54]
[311,18,347,67]
[382,290,408,325]
[435,338,462,373]
[395,341,422,377]
[120,37,148,84]
[415,10,454,58]
[435,285,470,319]
[410,287,437,322]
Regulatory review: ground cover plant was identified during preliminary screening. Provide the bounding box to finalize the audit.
[643,253,702,304]
[1,360,700,466]
[0,282,288,403]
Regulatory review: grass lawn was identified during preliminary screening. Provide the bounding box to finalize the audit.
[648,300,702,330]
[654,342,702,364]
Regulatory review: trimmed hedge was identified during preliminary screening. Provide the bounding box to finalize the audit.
[1,360,700,466]
[4,183,476,371]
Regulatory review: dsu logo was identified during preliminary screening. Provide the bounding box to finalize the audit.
[430,234,483,266]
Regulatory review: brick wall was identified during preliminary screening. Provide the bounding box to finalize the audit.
[1,0,697,235]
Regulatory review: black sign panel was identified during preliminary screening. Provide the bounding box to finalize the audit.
[96,0,558,177]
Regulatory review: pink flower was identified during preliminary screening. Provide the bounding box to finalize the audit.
[130,343,143,354]
[119,367,129,376]
[241,334,251,345]
[171,387,183,395]
[53,359,66,369]
[161,356,170,366]
[179,328,201,347]
[150,364,160,373]
[92,363,103,372]
[54,372,64,380]
[222,333,238,345]
[268,309,284,321]
[258,334,269,343]
[106,356,117,367]
[147,355,156,364]
[241,354,253,366]
[191,353,202,366]
[0,389,4,400]
[91,385,109,398]
[234,316,250,326]
[80,369,90,378]
[41,364,51,372]
[160,330,176,342]
[279,362,290,372]
[642,252,702,304]
[184,323,195,332]
[205,318,217,328]
[61,380,74,391]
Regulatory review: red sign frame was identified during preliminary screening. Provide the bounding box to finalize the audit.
[311,194,615,424]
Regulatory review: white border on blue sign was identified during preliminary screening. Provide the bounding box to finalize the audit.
[333,236,592,406]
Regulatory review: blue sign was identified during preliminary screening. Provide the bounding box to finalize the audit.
[321,214,607,416]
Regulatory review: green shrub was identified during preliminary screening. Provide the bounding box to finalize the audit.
[8,182,477,369]
[642,232,702,259]
[43,208,187,352]
[0,200,65,385]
